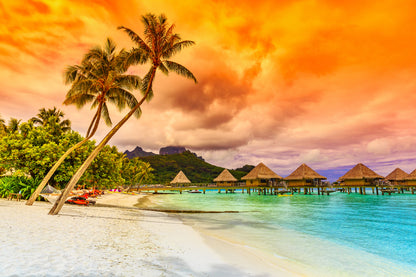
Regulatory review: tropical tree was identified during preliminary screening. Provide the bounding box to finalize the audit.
[0,115,6,134]
[31,107,71,132]
[7,118,21,133]
[122,158,154,191]
[26,38,141,205]
[49,13,197,215]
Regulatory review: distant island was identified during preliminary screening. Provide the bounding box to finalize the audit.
[124,146,254,184]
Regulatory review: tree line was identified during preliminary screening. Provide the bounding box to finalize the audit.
[0,108,153,200]
[1,13,196,214]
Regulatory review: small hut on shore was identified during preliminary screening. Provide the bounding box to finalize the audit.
[385,168,408,186]
[213,169,237,186]
[284,164,326,192]
[170,170,191,186]
[337,163,383,194]
[241,163,282,186]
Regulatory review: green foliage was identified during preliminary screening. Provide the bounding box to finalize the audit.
[122,157,154,188]
[0,175,42,200]
[31,107,71,132]
[0,115,130,190]
[141,151,247,184]
[81,145,126,189]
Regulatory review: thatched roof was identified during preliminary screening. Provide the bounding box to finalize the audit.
[213,169,237,182]
[284,164,326,180]
[170,170,191,184]
[338,163,383,181]
[241,163,282,180]
[385,168,408,181]
[406,168,416,180]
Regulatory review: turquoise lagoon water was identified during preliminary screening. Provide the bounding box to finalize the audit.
[144,190,416,276]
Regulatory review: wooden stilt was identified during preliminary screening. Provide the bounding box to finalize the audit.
[376,186,379,195]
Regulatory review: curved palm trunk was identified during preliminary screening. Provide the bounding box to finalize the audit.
[49,67,156,215]
[26,105,102,205]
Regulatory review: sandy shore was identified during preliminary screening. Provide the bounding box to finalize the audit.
[0,194,295,276]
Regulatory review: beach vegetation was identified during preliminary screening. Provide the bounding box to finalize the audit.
[27,38,142,205]
[122,157,154,191]
[7,118,21,133]
[31,107,71,132]
[49,13,197,215]
[0,115,148,198]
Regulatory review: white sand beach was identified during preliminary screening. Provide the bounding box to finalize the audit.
[0,194,295,277]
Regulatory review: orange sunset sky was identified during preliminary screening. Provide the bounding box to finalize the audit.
[1,0,416,179]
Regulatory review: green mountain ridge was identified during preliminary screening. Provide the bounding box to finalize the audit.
[140,150,252,184]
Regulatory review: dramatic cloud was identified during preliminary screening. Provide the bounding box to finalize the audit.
[2,0,416,180]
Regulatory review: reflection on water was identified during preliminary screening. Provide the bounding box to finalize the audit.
[142,191,416,276]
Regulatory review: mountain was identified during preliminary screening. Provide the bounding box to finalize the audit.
[140,150,251,184]
[124,146,156,159]
[159,146,186,155]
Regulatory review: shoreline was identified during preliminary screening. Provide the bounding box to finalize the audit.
[135,192,298,276]
[0,194,296,276]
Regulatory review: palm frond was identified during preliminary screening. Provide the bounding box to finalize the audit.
[158,62,169,75]
[63,94,95,108]
[162,40,195,59]
[141,68,155,101]
[101,103,112,126]
[164,60,197,83]
[118,26,151,53]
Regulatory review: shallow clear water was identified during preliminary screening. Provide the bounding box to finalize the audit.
[145,190,416,276]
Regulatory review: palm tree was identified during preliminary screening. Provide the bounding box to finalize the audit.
[49,13,197,215]
[7,118,21,133]
[31,107,71,132]
[124,159,154,192]
[26,38,141,205]
[0,115,6,134]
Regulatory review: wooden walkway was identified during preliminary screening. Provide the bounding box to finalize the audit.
[138,184,339,195]
[137,184,416,196]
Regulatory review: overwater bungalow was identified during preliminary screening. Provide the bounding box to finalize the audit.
[337,163,383,194]
[405,169,416,194]
[241,163,282,187]
[213,169,237,186]
[284,164,326,194]
[170,170,191,187]
[385,168,408,187]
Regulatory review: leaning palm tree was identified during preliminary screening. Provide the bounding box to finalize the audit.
[26,38,141,205]
[31,107,71,132]
[49,13,197,215]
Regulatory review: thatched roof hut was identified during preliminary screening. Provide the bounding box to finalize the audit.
[406,169,416,180]
[242,163,282,180]
[213,169,237,182]
[386,168,408,181]
[284,164,326,180]
[338,163,383,183]
[170,170,191,184]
